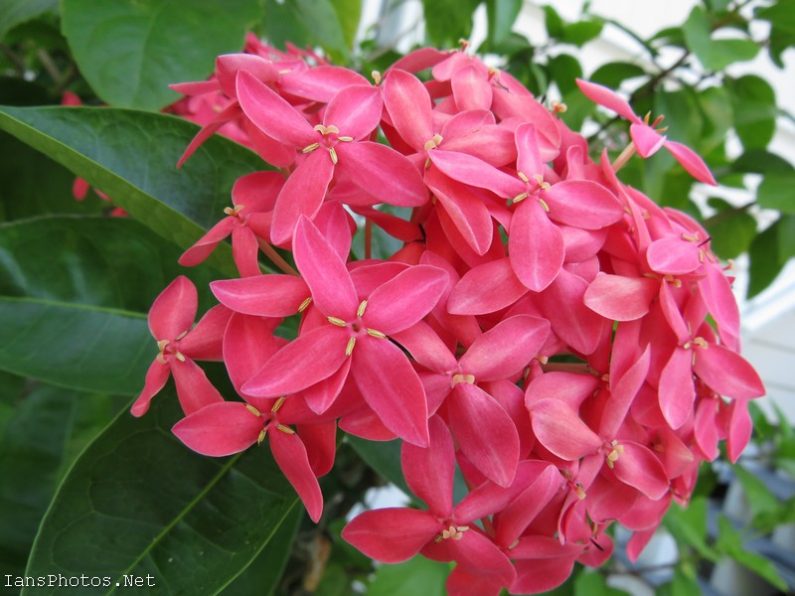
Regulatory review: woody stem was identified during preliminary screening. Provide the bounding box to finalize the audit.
[364,219,373,260]
[612,142,636,173]
[257,239,299,276]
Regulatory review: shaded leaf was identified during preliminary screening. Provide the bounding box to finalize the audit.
[0,0,57,38]
[486,0,522,46]
[748,221,782,299]
[589,62,646,88]
[727,76,777,151]
[60,0,260,110]
[369,556,449,596]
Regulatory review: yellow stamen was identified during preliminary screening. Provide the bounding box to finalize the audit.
[329,146,338,164]
[423,133,444,151]
[157,339,169,351]
[451,373,475,387]
[533,173,551,191]
[276,424,295,435]
[345,337,356,356]
[302,142,320,153]
[271,397,286,413]
[517,171,529,183]
[605,441,624,469]
[175,330,189,341]
[245,404,261,417]
[223,205,244,217]
[327,316,347,327]
[552,101,567,114]
[357,300,368,318]
[692,337,708,349]
[298,297,312,312]
[367,328,386,339]
[538,198,550,212]
[575,483,587,500]
[512,192,528,204]
[337,136,353,142]
[257,429,267,444]
[372,70,382,85]
[175,351,186,362]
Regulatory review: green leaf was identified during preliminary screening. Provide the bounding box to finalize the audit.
[261,0,350,60]
[60,0,260,111]
[486,0,522,46]
[369,557,449,596]
[422,0,479,46]
[715,516,787,591]
[330,0,362,51]
[0,132,106,222]
[543,6,565,38]
[748,221,782,298]
[732,150,793,175]
[732,466,780,521]
[698,86,733,154]
[0,106,267,276]
[24,395,300,596]
[778,214,795,263]
[0,216,216,313]
[757,0,795,35]
[727,76,777,150]
[220,507,301,596]
[315,564,350,596]
[589,62,646,88]
[347,437,409,494]
[0,382,125,581]
[574,570,627,595]
[0,296,150,394]
[758,172,795,213]
[663,497,719,561]
[562,19,604,47]
[0,0,56,38]
[705,205,756,259]
[683,7,759,70]
[547,53,583,95]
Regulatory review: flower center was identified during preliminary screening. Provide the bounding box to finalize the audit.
[434,524,469,542]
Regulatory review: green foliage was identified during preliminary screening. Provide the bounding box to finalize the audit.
[60,0,260,111]
[368,557,449,595]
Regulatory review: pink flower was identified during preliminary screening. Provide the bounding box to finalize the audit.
[131,276,230,417]
[576,79,717,185]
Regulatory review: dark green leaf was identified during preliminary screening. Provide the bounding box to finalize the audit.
[705,206,756,259]
[748,221,782,298]
[574,570,627,595]
[24,395,299,595]
[0,77,51,107]
[347,437,409,494]
[683,7,759,70]
[658,568,701,596]
[715,516,787,590]
[698,86,733,154]
[330,0,362,51]
[757,172,795,213]
[0,0,56,38]
[0,382,125,582]
[727,76,777,150]
[0,106,268,276]
[705,0,732,10]
[60,0,260,111]
[369,557,449,596]
[589,62,646,88]
[0,216,216,313]
[543,6,565,38]
[732,150,793,175]
[547,53,583,95]
[757,0,795,35]
[777,214,795,263]
[663,497,719,561]
[422,0,479,46]
[220,507,301,596]
[562,19,604,47]
[486,0,522,46]
[315,564,350,596]
[0,296,150,394]
[0,132,106,222]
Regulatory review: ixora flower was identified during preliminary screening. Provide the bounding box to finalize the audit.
[131,42,765,593]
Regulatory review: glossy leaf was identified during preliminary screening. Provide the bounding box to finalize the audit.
[0,0,57,37]
[24,395,300,595]
[61,0,260,111]
[368,556,449,596]
[727,76,776,150]
[683,7,759,71]
[0,106,266,276]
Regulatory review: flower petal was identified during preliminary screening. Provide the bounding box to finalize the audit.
[658,347,695,430]
[529,399,601,460]
[429,149,520,198]
[130,360,170,417]
[324,85,383,140]
[172,402,260,456]
[270,428,324,522]
[178,218,236,268]
[352,336,430,447]
[447,384,520,487]
[148,276,197,341]
[646,237,701,275]
[293,216,358,318]
[543,180,623,229]
[363,265,448,335]
[460,315,550,381]
[211,274,309,317]
[583,274,658,321]
[451,65,493,111]
[665,140,717,185]
[448,258,527,315]
[243,325,349,397]
[402,415,455,516]
[576,79,638,122]
[170,358,224,415]
[342,508,439,563]
[612,441,669,500]
[694,343,765,399]
[383,69,434,151]
[509,199,565,292]
[630,123,666,158]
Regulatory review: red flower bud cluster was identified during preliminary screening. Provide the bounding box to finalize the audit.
[132,42,764,594]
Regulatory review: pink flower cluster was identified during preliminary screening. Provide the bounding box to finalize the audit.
[132,42,765,594]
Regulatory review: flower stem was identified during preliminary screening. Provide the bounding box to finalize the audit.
[612,142,636,173]
[258,239,298,276]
